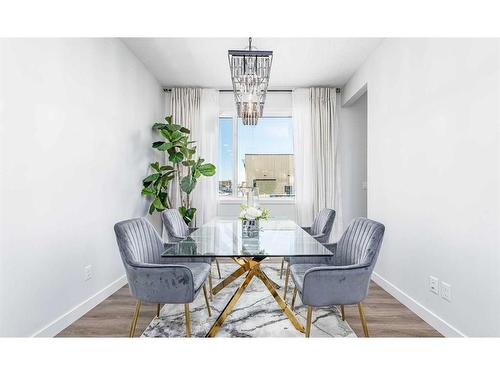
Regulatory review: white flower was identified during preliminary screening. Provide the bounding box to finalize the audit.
[244,206,262,220]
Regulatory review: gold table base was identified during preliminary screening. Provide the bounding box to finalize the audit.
[206,257,305,337]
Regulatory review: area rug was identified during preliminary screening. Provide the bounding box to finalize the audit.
[142,262,356,338]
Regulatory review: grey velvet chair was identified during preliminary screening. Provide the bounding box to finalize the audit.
[280,208,336,299]
[161,209,222,281]
[114,217,212,337]
[289,217,385,337]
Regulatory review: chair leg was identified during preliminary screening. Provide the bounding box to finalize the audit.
[340,305,345,321]
[129,300,141,338]
[208,272,213,301]
[305,306,313,338]
[280,258,285,279]
[156,304,161,318]
[184,304,191,337]
[215,259,222,279]
[283,262,290,300]
[203,284,212,317]
[291,287,297,310]
[357,303,369,337]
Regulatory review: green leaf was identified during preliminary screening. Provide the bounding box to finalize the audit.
[198,163,216,176]
[143,173,161,185]
[160,129,172,140]
[167,124,182,133]
[182,160,196,167]
[150,162,160,172]
[170,130,183,142]
[179,206,196,225]
[165,115,173,124]
[141,187,156,196]
[152,197,165,210]
[152,141,165,149]
[180,175,197,194]
[160,165,174,171]
[149,202,156,215]
[152,123,168,130]
[159,192,169,208]
[179,127,190,134]
[169,152,184,163]
[157,142,173,151]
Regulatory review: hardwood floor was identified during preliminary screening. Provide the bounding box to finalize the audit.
[57,274,441,337]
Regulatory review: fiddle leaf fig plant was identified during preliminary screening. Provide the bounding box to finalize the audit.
[141,115,216,224]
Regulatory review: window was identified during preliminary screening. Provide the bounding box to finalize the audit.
[218,116,294,199]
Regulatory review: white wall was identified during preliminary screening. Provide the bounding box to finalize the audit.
[0,39,165,336]
[340,92,367,227]
[343,39,500,336]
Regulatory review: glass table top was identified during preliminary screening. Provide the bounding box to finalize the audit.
[161,219,333,258]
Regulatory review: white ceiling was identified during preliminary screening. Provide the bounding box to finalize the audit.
[122,38,382,89]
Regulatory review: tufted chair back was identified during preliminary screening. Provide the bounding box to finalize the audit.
[162,208,190,239]
[332,217,385,268]
[311,208,336,237]
[114,217,164,266]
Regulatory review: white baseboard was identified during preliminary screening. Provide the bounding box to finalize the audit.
[371,272,466,337]
[32,275,128,337]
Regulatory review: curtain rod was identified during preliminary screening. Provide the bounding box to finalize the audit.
[163,88,341,93]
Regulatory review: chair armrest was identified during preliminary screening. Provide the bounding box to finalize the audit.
[188,227,199,235]
[301,226,312,234]
[301,264,372,306]
[125,262,196,304]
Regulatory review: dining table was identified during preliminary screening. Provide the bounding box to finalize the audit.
[161,218,333,337]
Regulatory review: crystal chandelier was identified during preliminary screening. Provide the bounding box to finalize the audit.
[228,38,273,125]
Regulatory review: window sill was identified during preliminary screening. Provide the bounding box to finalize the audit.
[218,197,295,205]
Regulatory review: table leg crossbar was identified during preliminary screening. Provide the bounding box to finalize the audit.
[205,257,305,337]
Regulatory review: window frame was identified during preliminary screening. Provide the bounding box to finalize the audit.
[218,109,295,203]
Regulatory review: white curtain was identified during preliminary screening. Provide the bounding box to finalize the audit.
[292,89,314,226]
[170,88,201,209]
[293,87,343,240]
[192,89,219,225]
[170,88,218,225]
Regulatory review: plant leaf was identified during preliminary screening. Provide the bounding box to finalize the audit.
[198,163,216,176]
[179,127,190,134]
[167,123,182,133]
[182,160,196,167]
[179,206,196,225]
[152,123,167,130]
[165,115,173,124]
[152,197,165,210]
[152,141,165,149]
[143,173,161,185]
[141,187,156,196]
[150,162,160,172]
[169,152,184,163]
[170,130,183,142]
[160,165,174,171]
[180,175,197,194]
[157,142,173,151]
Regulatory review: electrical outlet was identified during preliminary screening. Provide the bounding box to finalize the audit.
[429,276,439,294]
[440,282,452,302]
[84,265,92,281]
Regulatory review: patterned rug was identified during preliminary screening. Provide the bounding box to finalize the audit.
[142,262,356,338]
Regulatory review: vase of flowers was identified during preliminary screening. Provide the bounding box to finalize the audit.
[239,205,270,237]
